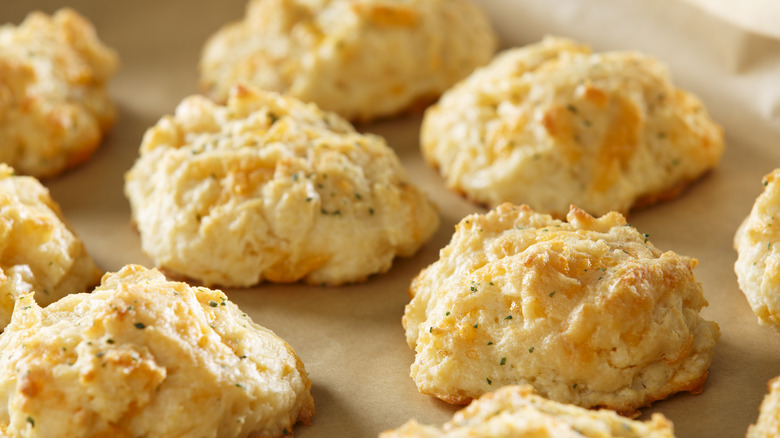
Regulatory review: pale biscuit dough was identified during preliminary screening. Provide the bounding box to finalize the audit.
[420,36,724,217]
[200,0,497,122]
[747,376,780,437]
[125,84,439,287]
[734,169,780,330]
[0,8,118,178]
[403,203,719,415]
[0,264,314,438]
[0,163,101,330]
[380,385,675,438]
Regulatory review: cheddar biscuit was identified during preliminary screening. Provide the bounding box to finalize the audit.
[200,0,497,122]
[0,265,314,437]
[380,385,675,438]
[0,8,118,178]
[748,376,780,437]
[0,163,101,330]
[125,85,439,287]
[403,203,719,415]
[734,169,780,330]
[420,36,724,217]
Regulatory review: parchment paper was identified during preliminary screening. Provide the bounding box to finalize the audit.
[4,1,780,436]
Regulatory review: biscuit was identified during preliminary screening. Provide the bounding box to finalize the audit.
[747,376,780,437]
[199,0,497,122]
[403,203,719,415]
[420,36,724,217]
[734,170,780,330]
[0,264,314,437]
[0,8,119,178]
[125,84,439,287]
[380,385,675,438]
[0,163,101,330]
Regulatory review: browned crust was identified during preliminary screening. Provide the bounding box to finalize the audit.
[600,369,711,418]
[631,174,708,212]
[419,368,712,418]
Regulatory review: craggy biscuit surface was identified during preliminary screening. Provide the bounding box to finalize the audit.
[0,164,101,330]
[0,8,118,178]
[125,85,439,287]
[380,385,675,438]
[748,376,780,438]
[403,203,719,415]
[734,169,780,330]
[0,265,314,438]
[200,0,497,122]
[421,36,724,217]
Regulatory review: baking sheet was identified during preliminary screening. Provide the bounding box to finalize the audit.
[5,0,780,436]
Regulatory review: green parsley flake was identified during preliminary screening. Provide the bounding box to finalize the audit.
[529,347,535,353]
[473,323,479,329]
[445,311,451,316]
[487,341,493,345]
[505,315,512,320]
[26,416,34,427]
[549,291,556,297]
[500,357,506,366]
[209,301,218,307]
[486,377,492,385]
[134,322,146,329]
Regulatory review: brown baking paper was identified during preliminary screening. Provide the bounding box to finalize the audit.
[4,0,780,436]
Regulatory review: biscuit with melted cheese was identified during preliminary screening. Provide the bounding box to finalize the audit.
[420,36,724,217]
[734,170,780,330]
[0,8,118,178]
[403,203,719,415]
[0,264,314,437]
[380,385,675,438]
[0,163,101,330]
[125,84,439,287]
[200,0,497,122]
